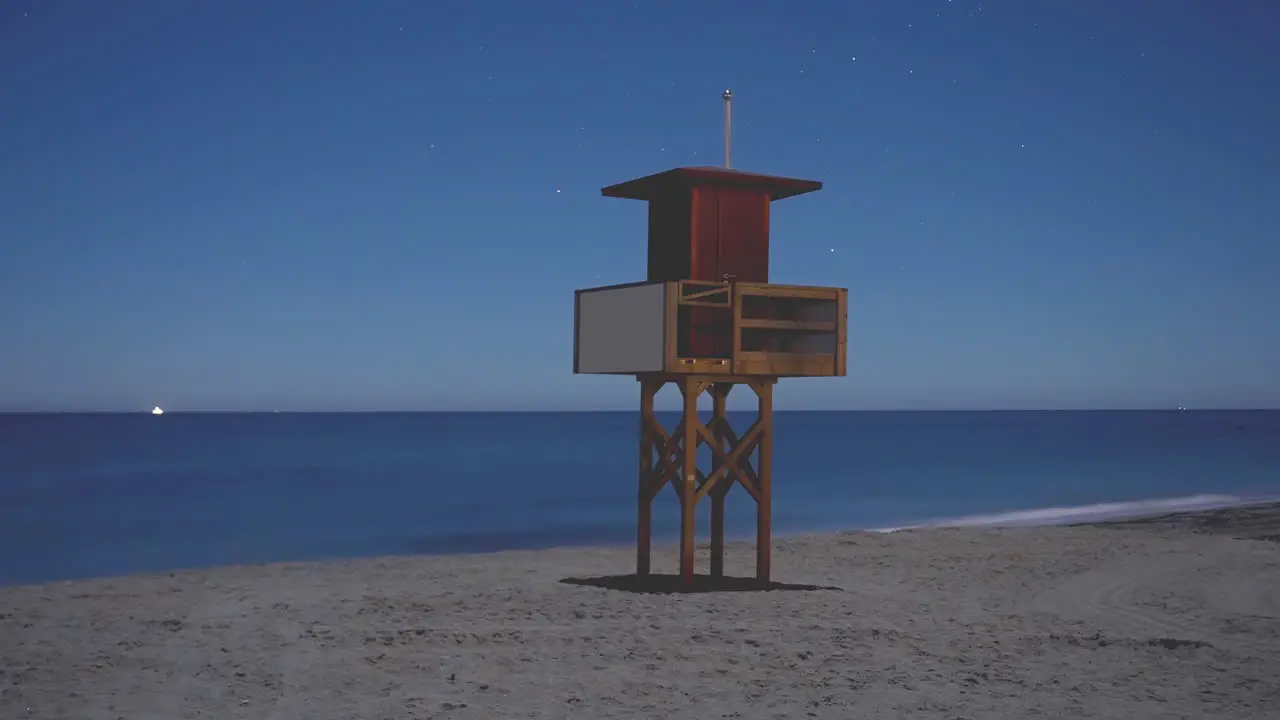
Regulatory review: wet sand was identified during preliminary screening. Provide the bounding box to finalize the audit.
[2,504,1278,719]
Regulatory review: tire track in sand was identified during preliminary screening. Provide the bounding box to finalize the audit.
[1034,538,1280,657]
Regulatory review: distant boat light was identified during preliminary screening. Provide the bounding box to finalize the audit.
[152,406,164,415]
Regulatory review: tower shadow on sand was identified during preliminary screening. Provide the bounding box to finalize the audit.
[559,573,842,595]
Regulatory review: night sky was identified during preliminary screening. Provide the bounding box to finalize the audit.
[2,1,1277,412]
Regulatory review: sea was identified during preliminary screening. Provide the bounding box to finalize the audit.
[1,410,1278,587]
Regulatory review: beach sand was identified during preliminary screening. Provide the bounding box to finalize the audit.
[3,505,1278,719]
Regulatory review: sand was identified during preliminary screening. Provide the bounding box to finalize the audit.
[2,505,1278,720]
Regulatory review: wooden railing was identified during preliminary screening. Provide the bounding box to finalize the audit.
[669,281,847,377]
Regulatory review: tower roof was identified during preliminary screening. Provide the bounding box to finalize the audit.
[601,166,822,202]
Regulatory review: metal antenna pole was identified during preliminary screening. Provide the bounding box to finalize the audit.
[722,89,733,169]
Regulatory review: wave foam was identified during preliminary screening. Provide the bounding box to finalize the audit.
[869,494,1278,533]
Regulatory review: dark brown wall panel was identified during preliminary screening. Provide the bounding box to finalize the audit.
[646,191,691,282]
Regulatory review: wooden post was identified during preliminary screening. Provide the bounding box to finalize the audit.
[678,378,700,586]
[636,378,657,576]
[755,379,775,583]
[709,383,732,577]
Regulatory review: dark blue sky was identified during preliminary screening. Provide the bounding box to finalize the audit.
[2,1,1277,411]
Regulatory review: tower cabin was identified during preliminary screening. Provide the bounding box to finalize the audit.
[576,165,847,378]
[571,96,848,589]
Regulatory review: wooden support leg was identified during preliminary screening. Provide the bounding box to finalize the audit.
[679,378,700,587]
[755,379,775,583]
[709,383,732,578]
[636,378,657,576]
[710,493,726,577]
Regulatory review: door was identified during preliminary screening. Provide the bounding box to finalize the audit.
[716,187,770,283]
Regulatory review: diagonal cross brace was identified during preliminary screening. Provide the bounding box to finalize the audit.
[693,419,763,503]
[644,417,685,501]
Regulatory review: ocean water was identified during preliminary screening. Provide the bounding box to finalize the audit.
[1,410,1277,587]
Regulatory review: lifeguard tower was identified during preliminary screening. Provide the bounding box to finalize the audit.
[572,91,848,587]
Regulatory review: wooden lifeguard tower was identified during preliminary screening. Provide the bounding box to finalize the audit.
[572,91,847,587]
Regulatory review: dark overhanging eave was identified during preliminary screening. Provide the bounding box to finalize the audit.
[601,166,823,202]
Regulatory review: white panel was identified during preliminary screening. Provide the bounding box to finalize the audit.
[576,284,666,374]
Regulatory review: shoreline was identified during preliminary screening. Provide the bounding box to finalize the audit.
[1078,499,1280,542]
[865,493,1280,534]
[8,492,1276,591]
[2,504,1278,719]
